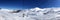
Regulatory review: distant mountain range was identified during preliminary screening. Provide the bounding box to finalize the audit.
[0,7,60,20]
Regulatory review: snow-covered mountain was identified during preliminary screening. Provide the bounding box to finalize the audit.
[0,7,60,20]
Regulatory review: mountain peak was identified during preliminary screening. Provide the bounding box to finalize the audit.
[30,7,41,11]
[34,7,40,9]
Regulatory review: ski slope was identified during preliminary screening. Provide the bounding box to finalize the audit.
[0,7,60,20]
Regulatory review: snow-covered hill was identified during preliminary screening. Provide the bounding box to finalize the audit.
[0,7,60,20]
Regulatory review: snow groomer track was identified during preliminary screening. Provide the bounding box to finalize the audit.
[0,7,60,20]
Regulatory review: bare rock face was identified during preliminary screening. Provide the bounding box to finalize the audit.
[12,10,21,13]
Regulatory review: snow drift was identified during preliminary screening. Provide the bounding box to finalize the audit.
[0,7,60,20]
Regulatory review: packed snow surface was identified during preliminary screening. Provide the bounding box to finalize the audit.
[0,7,60,20]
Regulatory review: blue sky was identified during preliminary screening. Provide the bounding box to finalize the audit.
[0,0,23,9]
[23,0,60,9]
[0,0,60,9]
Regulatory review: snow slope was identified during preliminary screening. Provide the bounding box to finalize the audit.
[0,7,60,20]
